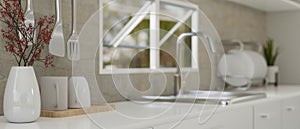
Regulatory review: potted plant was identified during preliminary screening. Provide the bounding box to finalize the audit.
[0,0,55,123]
[263,38,279,86]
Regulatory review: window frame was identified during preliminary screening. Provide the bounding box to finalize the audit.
[99,0,200,74]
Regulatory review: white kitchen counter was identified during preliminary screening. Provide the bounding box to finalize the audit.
[1,85,300,129]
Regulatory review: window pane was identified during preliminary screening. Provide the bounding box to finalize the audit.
[102,0,150,69]
[103,33,150,69]
[101,0,195,70]
[159,18,192,68]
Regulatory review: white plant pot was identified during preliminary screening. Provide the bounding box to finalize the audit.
[267,66,279,83]
[4,66,41,123]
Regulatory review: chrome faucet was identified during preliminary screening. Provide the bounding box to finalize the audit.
[174,32,216,96]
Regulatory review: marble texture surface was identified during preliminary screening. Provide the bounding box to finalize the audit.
[0,0,267,115]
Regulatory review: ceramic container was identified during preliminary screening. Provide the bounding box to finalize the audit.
[68,76,91,108]
[4,66,41,123]
[39,76,68,111]
[267,66,279,83]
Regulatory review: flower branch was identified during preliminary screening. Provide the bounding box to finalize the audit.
[0,0,55,67]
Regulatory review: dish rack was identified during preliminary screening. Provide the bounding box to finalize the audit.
[222,39,262,52]
[221,40,267,90]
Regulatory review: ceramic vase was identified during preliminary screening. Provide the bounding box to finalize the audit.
[3,66,41,123]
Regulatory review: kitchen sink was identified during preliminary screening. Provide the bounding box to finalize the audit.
[141,90,267,106]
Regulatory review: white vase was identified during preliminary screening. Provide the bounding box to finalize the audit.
[4,66,41,123]
[267,66,279,84]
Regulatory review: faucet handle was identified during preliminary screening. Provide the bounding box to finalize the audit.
[197,32,217,53]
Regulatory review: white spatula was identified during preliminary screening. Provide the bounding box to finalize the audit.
[20,0,34,45]
[67,0,80,61]
[49,0,65,57]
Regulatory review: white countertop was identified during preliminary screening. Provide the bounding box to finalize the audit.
[1,85,300,129]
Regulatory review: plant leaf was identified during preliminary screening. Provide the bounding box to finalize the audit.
[263,38,279,66]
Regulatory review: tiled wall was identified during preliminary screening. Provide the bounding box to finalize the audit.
[0,0,266,115]
[195,0,267,44]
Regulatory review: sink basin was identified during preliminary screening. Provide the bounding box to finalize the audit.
[141,90,266,106]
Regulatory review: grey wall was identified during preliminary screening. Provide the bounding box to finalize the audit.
[266,11,300,85]
[0,0,267,114]
[193,0,267,44]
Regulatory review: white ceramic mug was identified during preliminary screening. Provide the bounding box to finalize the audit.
[39,76,68,111]
[68,76,91,108]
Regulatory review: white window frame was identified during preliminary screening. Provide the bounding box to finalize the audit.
[99,0,199,74]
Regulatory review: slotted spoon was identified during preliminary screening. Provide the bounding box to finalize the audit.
[49,0,65,57]
[67,0,80,61]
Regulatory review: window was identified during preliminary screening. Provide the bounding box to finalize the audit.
[99,0,199,74]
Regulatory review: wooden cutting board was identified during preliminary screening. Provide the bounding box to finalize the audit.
[41,104,116,118]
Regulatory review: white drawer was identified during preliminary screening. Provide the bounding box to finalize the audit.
[155,106,252,129]
[282,95,300,129]
[254,100,281,129]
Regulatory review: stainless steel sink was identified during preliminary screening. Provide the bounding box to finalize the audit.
[141,90,266,106]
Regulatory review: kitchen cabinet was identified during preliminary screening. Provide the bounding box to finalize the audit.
[254,100,281,129]
[155,107,253,129]
[253,95,300,129]
[199,106,253,129]
[2,86,300,129]
[228,0,300,12]
[154,96,300,129]
[282,95,300,129]
[142,94,300,129]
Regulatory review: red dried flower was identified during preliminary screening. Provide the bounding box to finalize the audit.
[0,0,55,67]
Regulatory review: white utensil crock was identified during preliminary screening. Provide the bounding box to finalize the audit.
[68,76,91,108]
[4,66,41,123]
[39,76,68,111]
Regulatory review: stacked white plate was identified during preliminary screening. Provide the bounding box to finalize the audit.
[218,50,267,87]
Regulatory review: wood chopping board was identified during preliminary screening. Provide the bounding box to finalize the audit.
[41,104,116,118]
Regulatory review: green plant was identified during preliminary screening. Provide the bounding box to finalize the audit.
[263,39,279,66]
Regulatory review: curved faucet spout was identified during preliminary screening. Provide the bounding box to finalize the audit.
[174,32,216,96]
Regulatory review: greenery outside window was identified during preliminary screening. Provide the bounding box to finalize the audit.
[99,0,199,74]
